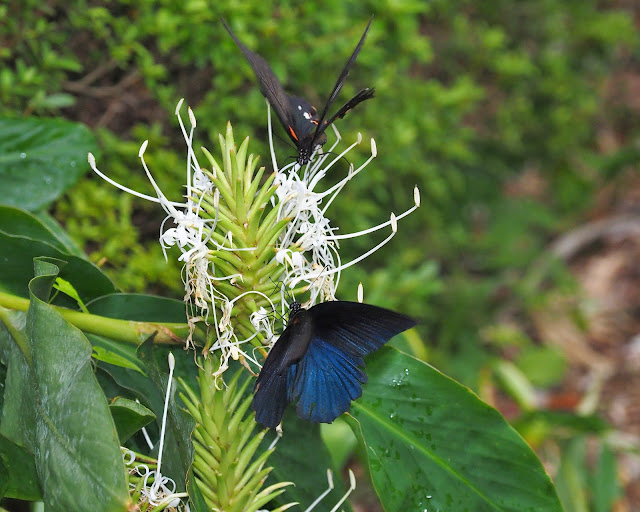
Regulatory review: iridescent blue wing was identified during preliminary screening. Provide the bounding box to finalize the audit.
[288,337,367,423]
[289,301,416,423]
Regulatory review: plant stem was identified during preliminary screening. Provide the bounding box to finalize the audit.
[0,291,188,345]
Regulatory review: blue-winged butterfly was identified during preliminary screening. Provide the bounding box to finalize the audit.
[252,300,417,428]
[222,17,375,165]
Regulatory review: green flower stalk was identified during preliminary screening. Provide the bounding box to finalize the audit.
[179,357,295,512]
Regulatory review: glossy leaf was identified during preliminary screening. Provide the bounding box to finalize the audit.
[32,210,86,258]
[18,257,130,511]
[0,117,97,211]
[0,456,7,499]
[109,397,156,444]
[0,434,41,500]
[0,309,36,451]
[348,346,563,512]
[0,205,72,255]
[0,231,117,302]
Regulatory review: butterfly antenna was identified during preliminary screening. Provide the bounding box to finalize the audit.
[265,278,290,323]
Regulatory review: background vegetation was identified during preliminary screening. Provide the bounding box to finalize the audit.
[2,1,640,509]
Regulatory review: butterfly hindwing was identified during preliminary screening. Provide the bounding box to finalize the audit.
[289,301,416,423]
[289,336,367,423]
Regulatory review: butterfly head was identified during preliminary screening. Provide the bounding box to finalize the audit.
[288,301,303,322]
[296,147,312,165]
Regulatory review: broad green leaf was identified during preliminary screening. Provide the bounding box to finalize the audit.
[0,309,36,451]
[0,434,41,500]
[0,117,97,211]
[86,293,187,322]
[348,346,562,512]
[26,257,130,511]
[0,231,117,303]
[0,456,7,499]
[109,397,156,444]
[32,210,86,258]
[0,205,70,254]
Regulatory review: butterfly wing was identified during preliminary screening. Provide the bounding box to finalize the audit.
[309,301,417,357]
[252,310,314,428]
[311,16,374,147]
[289,301,416,423]
[221,18,299,145]
[288,337,367,423]
[321,87,375,130]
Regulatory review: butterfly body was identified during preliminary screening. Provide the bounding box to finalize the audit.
[253,301,416,428]
[222,18,375,164]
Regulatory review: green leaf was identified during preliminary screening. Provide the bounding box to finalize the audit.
[348,346,563,512]
[591,443,619,512]
[93,345,145,374]
[32,210,86,258]
[22,257,130,511]
[109,397,156,444]
[513,410,609,439]
[0,205,71,254]
[54,277,89,312]
[0,456,7,499]
[515,346,567,388]
[0,117,97,211]
[0,309,36,451]
[0,434,41,500]
[555,438,588,512]
[0,231,117,302]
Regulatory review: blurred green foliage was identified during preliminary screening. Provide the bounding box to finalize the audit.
[2,0,639,392]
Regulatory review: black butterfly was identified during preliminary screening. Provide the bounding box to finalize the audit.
[222,17,375,165]
[252,300,416,428]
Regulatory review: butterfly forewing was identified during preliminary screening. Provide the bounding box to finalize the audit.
[312,16,374,141]
[221,18,299,145]
[307,301,417,357]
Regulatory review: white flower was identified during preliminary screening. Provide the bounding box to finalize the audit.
[265,102,420,307]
